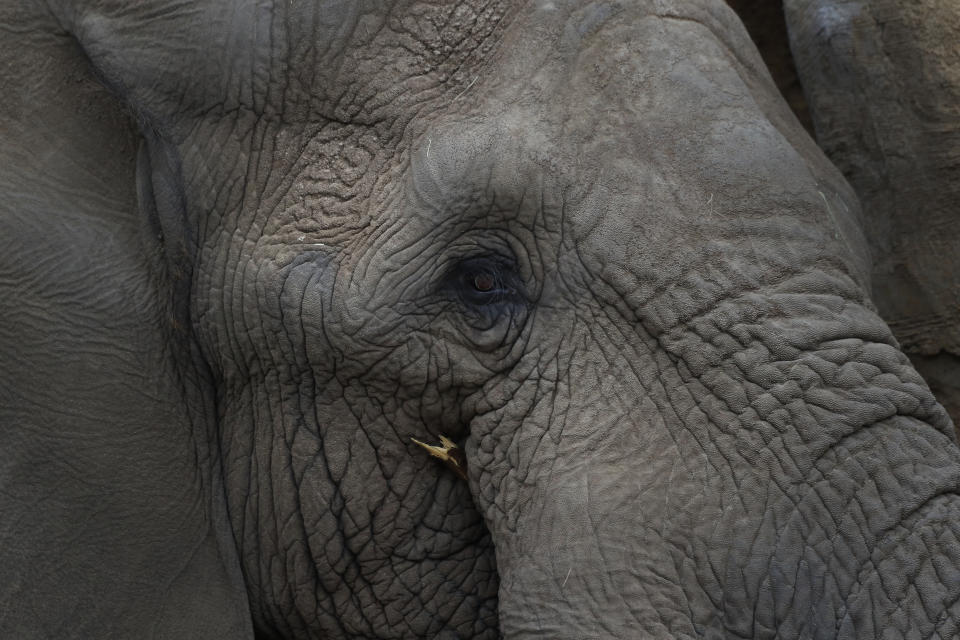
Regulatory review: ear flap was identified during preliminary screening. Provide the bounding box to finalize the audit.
[0,5,252,638]
[137,135,192,262]
[136,133,200,334]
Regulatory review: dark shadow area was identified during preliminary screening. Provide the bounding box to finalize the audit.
[910,353,960,439]
[725,0,814,135]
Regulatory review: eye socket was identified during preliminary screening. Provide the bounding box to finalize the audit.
[442,255,528,344]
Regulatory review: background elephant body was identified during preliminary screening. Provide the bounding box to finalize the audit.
[2,1,960,639]
[782,0,960,427]
[726,0,960,428]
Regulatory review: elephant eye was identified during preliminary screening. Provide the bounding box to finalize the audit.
[448,257,518,307]
[471,272,497,293]
[442,255,528,343]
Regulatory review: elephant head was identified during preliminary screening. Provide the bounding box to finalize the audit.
[2,0,960,638]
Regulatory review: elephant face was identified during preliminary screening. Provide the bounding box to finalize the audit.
[8,0,960,638]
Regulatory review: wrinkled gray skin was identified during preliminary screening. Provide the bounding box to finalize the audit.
[2,0,960,638]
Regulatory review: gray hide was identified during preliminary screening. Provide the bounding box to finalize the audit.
[2,0,960,638]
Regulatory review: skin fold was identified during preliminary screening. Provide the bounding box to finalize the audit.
[1,0,959,638]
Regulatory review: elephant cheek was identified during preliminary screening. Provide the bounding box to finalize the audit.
[463,313,751,637]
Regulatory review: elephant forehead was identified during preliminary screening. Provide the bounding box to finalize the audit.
[404,10,785,204]
[539,6,844,218]
[402,3,868,287]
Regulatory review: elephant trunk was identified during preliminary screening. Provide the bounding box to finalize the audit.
[468,290,960,637]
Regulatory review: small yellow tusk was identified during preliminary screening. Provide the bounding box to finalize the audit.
[411,435,468,481]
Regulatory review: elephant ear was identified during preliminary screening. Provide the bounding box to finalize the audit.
[0,4,252,638]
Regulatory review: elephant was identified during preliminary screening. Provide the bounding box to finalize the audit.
[2,0,960,638]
